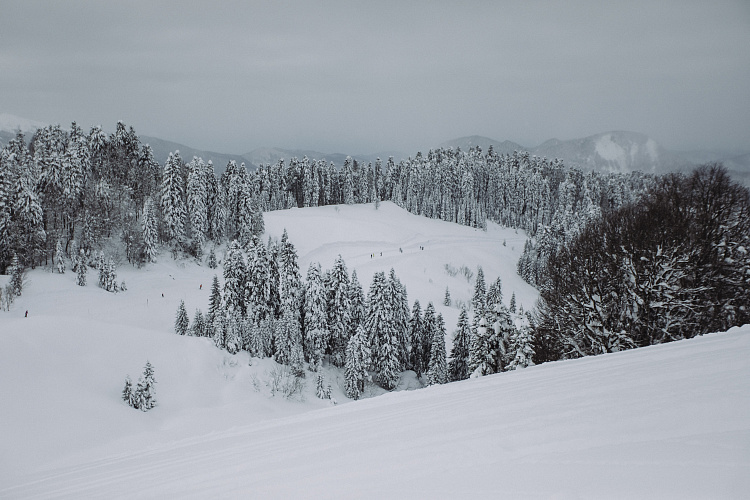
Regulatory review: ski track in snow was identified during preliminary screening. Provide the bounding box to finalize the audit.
[1,202,748,498]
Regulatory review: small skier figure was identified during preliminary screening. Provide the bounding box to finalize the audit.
[200,284,203,290]
[25,310,28,317]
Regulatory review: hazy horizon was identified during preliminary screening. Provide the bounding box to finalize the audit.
[2,1,748,156]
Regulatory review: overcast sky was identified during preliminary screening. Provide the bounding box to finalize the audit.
[1,1,749,155]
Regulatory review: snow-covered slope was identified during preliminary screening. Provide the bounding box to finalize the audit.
[4,323,748,498]
[0,202,534,491]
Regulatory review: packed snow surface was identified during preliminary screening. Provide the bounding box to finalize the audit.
[1,202,748,498]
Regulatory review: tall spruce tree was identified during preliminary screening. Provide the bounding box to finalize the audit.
[365,271,400,390]
[327,254,351,367]
[345,325,371,400]
[175,300,189,335]
[427,313,448,385]
[448,307,471,381]
[409,300,425,377]
[304,262,329,370]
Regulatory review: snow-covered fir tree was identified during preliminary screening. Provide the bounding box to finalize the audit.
[186,157,208,250]
[225,310,243,355]
[175,300,189,335]
[122,375,136,408]
[142,197,159,263]
[326,254,351,367]
[443,287,451,306]
[387,268,411,370]
[134,361,157,411]
[304,262,329,370]
[245,236,272,325]
[54,239,65,273]
[315,373,328,399]
[8,253,24,296]
[421,302,437,376]
[427,313,448,385]
[348,269,365,339]
[509,292,517,313]
[278,229,302,321]
[507,326,535,370]
[191,308,206,337]
[207,274,222,327]
[448,307,472,381]
[160,151,186,249]
[365,271,401,390]
[409,300,425,377]
[470,316,493,376]
[345,324,371,400]
[223,240,246,316]
[76,249,87,286]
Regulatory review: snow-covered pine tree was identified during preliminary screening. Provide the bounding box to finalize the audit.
[8,254,24,296]
[365,271,400,390]
[448,307,471,381]
[207,247,217,269]
[225,310,243,354]
[278,229,302,321]
[142,197,159,263]
[54,239,65,273]
[409,300,425,377]
[507,326,535,370]
[509,292,517,314]
[245,236,272,325]
[443,287,451,306]
[122,375,135,407]
[106,257,117,292]
[212,314,226,349]
[327,254,351,367]
[421,302,437,376]
[470,316,493,376]
[223,240,246,316]
[186,157,208,250]
[315,373,327,399]
[274,312,303,366]
[387,268,411,370]
[160,151,187,249]
[175,300,189,335]
[427,313,448,385]
[76,249,87,286]
[135,361,157,411]
[348,269,365,339]
[97,251,106,288]
[207,274,222,326]
[345,324,371,400]
[191,308,205,337]
[256,317,275,358]
[303,262,329,370]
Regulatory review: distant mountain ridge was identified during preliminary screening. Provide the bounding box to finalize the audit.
[440,131,693,175]
[2,112,747,183]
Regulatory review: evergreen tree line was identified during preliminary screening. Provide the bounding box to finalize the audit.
[175,234,534,400]
[1,122,652,295]
[532,164,750,362]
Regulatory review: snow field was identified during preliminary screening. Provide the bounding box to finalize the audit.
[3,327,749,498]
[0,202,534,488]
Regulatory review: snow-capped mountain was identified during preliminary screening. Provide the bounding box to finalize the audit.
[441,131,687,174]
[0,113,46,134]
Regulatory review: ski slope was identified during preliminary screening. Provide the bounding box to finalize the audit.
[1,202,747,498]
[3,327,749,499]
